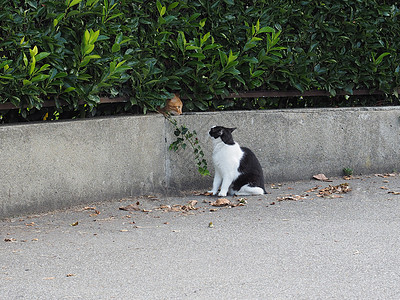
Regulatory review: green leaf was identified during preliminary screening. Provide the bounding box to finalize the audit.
[23,53,28,67]
[112,43,121,53]
[227,50,238,66]
[188,53,206,60]
[79,57,91,68]
[203,44,221,51]
[243,40,257,52]
[199,18,206,28]
[84,30,90,44]
[29,46,38,58]
[201,32,211,45]
[38,64,50,73]
[63,87,76,93]
[219,50,227,66]
[156,1,163,15]
[89,30,100,44]
[160,6,166,17]
[31,74,50,82]
[53,72,68,79]
[68,0,82,8]
[252,70,264,77]
[375,52,390,65]
[186,45,201,50]
[83,44,95,55]
[177,31,186,53]
[258,26,275,34]
[77,74,92,81]
[29,56,36,76]
[167,2,179,10]
[35,52,50,62]
[86,0,98,6]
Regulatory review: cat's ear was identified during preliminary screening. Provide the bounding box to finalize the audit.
[228,127,236,133]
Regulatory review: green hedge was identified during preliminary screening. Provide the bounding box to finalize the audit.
[0,0,399,120]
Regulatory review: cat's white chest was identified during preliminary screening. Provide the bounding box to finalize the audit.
[212,140,243,176]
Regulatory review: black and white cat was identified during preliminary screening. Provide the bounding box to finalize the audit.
[208,126,266,197]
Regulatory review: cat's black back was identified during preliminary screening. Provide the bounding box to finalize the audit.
[232,147,266,193]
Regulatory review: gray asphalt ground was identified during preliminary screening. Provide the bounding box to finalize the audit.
[1,174,400,300]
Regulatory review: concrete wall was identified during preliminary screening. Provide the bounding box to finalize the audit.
[1,107,399,218]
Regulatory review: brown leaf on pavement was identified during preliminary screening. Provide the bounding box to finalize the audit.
[83,206,101,216]
[375,173,396,178]
[313,174,333,182]
[388,191,400,195]
[119,201,141,211]
[318,183,351,197]
[305,186,321,193]
[211,198,232,207]
[276,195,306,202]
[193,191,213,196]
[156,200,199,212]
[4,238,17,242]
[182,200,198,211]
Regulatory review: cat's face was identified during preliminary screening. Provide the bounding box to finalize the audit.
[209,126,236,145]
[166,94,183,115]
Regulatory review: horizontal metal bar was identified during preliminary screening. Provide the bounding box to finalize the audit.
[0,89,395,111]
[225,89,386,99]
[0,97,128,111]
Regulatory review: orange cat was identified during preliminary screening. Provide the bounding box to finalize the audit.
[158,94,183,115]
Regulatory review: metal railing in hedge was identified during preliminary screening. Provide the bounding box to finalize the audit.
[0,89,396,111]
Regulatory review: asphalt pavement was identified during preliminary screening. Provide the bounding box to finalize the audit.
[1,174,400,300]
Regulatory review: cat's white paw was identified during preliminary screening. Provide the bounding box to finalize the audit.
[218,191,227,197]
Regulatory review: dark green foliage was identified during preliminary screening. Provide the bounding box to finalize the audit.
[0,0,399,121]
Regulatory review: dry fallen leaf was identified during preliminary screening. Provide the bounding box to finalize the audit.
[169,205,183,212]
[83,206,96,211]
[119,202,141,211]
[318,183,351,197]
[4,238,17,242]
[70,221,79,227]
[388,191,400,195]
[375,173,396,178]
[66,274,75,277]
[157,201,199,212]
[211,198,232,207]
[182,200,199,211]
[305,186,321,193]
[313,174,332,182]
[276,194,305,202]
[193,191,213,196]
[89,210,101,217]
[270,184,280,189]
